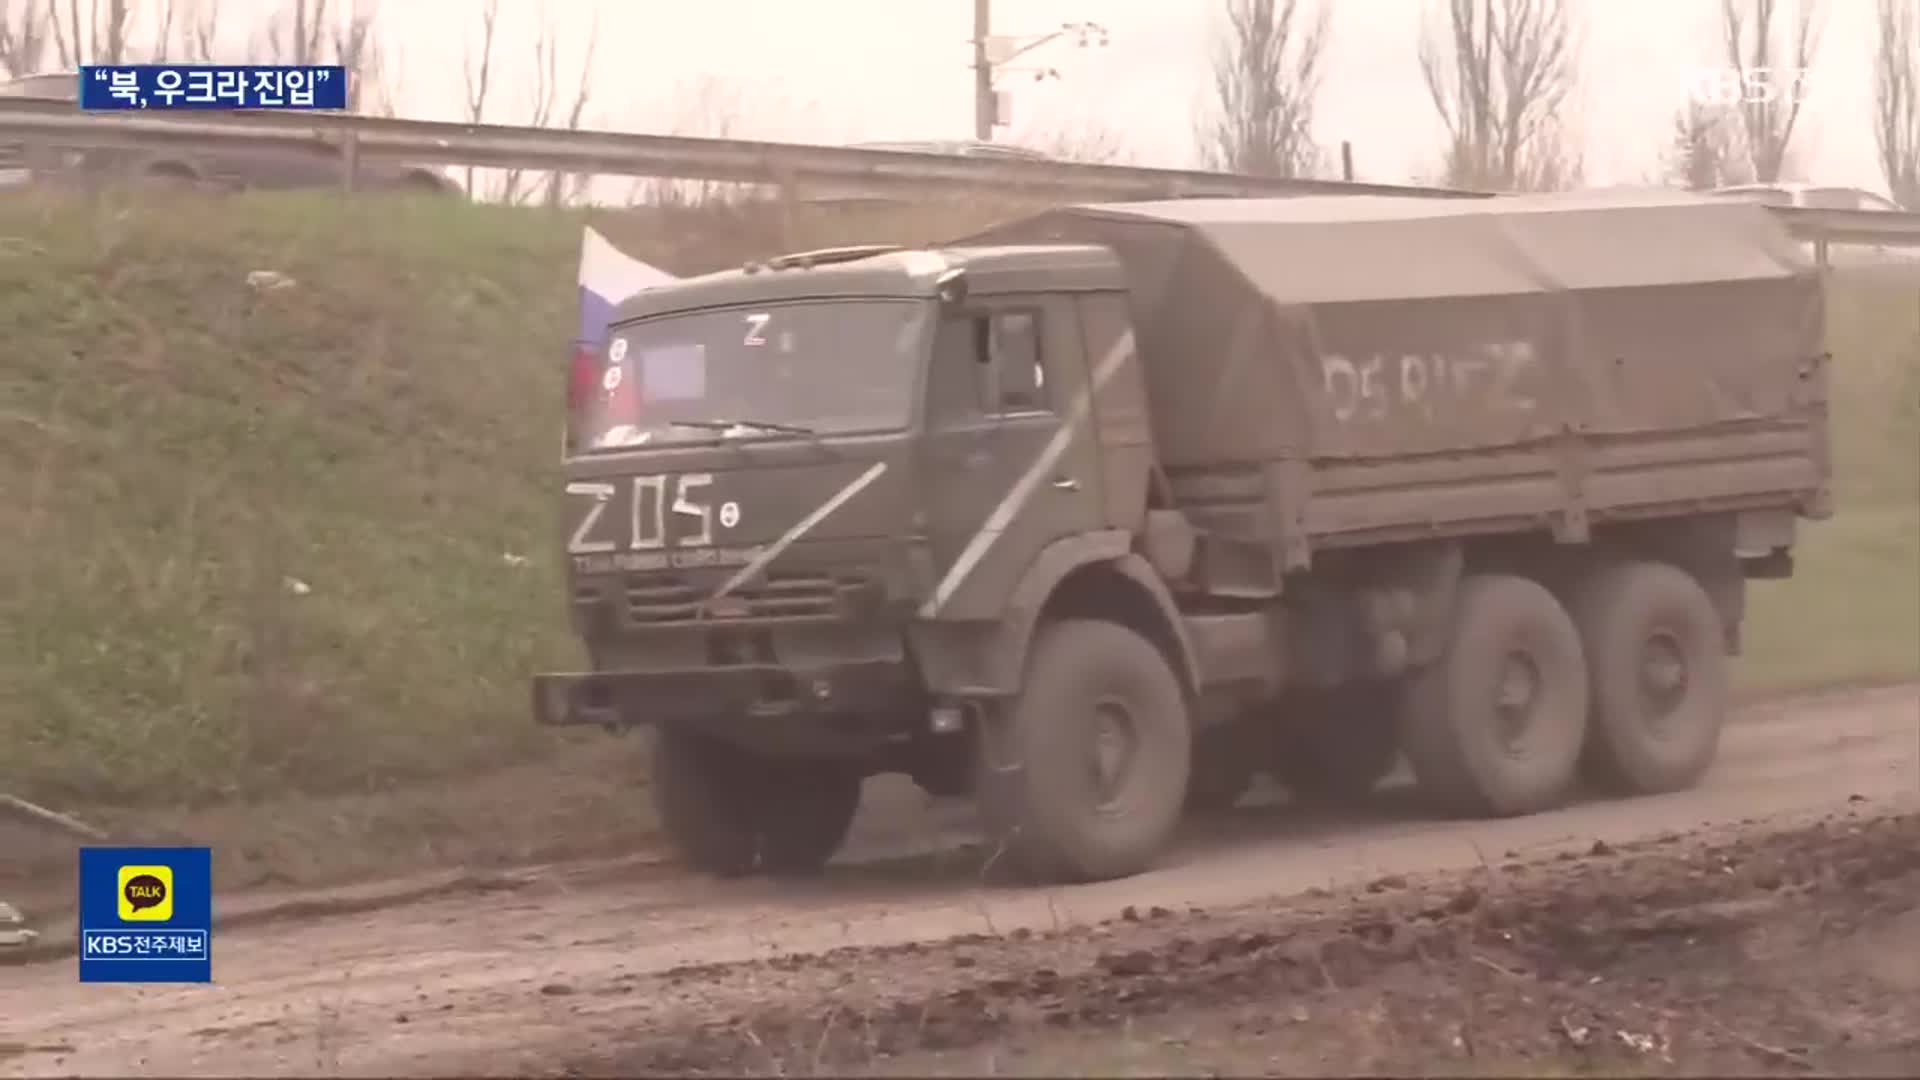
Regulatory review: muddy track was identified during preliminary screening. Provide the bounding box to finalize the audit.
[567,808,1920,1076]
[1,684,1914,1078]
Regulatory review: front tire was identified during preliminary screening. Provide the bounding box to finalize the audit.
[758,760,863,875]
[1567,561,1729,795]
[1398,573,1590,817]
[650,728,761,877]
[975,619,1191,883]
[650,728,862,877]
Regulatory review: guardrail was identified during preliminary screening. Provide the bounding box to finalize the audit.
[1773,206,1920,265]
[6,100,1920,254]
[1771,206,1920,274]
[0,97,1479,202]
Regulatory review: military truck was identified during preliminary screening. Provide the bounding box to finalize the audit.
[533,191,1828,884]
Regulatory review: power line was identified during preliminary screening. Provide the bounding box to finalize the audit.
[969,0,1109,141]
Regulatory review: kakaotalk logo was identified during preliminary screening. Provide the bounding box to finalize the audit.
[117,865,174,921]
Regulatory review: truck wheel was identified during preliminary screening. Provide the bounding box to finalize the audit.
[1271,683,1401,806]
[758,762,863,876]
[1398,574,1589,817]
[649,727,763,877]
[1185,721,1260,813]
[1567,561,1728,795]
[975,618,1190,883]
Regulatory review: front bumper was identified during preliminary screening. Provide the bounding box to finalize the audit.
[531,659,917,729]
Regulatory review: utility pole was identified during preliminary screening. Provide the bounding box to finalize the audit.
[969,5,1106,142]
[972,0,994,140]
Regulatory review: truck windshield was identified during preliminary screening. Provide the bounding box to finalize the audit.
[573,298,931,453]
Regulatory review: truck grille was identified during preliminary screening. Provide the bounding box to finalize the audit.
[584,569,879,627]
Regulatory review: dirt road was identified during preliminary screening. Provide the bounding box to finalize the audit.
[2,684,1914,1078]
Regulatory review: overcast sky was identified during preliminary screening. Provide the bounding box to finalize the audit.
[315,0,1887,191]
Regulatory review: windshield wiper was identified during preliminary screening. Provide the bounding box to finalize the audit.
[668,418,819,437]
[662,417,842,462]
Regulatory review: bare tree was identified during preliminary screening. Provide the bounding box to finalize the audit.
[1664,99,1752,190]
[1419,0,1582,191]
[258,0,329,65]
[328,0,382,113]
[148,0,179,61]
[629,75,749,207]
[102,0,130,63]
[48,0,134,65]
[0,0,53,76]
[178,0,219,62]
[28,0,191,66]
[449,0,603,205]
[92,0,131,62]
[1875,0,1920,208]
[1015,120,1137,165]
[539,2,598,207]
[367,35,402,116]
[45,0,82,67]
[254,1,388,111]
[507,2,566,205]
[1719,0,1821,184]
[1197,0,1329,177]
[459,0,500,198]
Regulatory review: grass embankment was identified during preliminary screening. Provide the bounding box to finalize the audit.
[0,191,1027,825]
[3,192,578,808]
[1738,268,1920,693]
[0,192,1913,836]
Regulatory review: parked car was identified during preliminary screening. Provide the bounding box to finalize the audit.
[849,139,1055,162]
[1708,182,1914,264]
[1709,182,1906,212]
[794,139,1057,207]
[0,71,457,195]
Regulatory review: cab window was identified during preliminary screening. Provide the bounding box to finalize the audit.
[990,311,1046,412]
[926,309,1050,422]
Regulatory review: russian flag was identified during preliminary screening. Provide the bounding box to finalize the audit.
[577,226,675,345]
[571,227,676,415]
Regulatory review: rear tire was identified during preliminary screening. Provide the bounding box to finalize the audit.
[1398,573,1590,817]
[1567,561,1728,795]
[650,728,862,877]
[1270,682,1402,806]
[975,618,1191,883]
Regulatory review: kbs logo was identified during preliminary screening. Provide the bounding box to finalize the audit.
[79,846,213,982]
[1686,65,1816,108]
[117,864,173,921]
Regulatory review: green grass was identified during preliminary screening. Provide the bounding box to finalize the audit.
[0,192,1913,809]
[0,191,1027,807]
[1735,266,1920,693]
[1739,504,1920,692]
[2,191,584,804]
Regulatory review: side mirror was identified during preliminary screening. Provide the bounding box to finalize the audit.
[934,268,969,307]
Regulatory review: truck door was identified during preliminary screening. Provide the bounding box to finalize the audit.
[918,295,1104,620]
